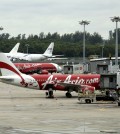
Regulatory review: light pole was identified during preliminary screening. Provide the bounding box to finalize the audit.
[101,41,105,58]
[25,44,29,54]
[79,20,90,64]
[111,16,120,65]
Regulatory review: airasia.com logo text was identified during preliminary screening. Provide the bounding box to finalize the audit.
[42,75,99,89]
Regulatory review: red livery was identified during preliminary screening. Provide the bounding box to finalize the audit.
[14,63,62,74]
[0,53,100,98]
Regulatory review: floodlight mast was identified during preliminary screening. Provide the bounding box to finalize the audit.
[111,16,120,65]
[25,44,29,54]
[79,20,90,64]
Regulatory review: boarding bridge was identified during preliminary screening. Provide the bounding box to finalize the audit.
[63,64,84,74]
[100,72,120,106]
[96,60,119,74]
[100,72,120,89]
[97,64,109,74]
[100,74,117,89]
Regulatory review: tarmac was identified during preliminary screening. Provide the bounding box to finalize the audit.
[0,81,120,134]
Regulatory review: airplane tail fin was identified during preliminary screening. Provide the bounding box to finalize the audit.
[9,43,20,54]
[43,42,54,57]
[0,52,22,76]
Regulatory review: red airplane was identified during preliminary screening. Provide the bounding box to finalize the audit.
[14,63,62,74]
[0,53,100,98]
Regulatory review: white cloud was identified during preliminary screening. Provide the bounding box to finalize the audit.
[0,0,120,39]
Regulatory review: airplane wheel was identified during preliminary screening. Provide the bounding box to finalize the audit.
[48,90,54,98]
[66,92,72,98]
[118,102,120,106]
[45,92,48,97]
[85,99,91,104]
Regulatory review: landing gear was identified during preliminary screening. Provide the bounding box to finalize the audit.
[46,88,54,98]
[118,102,120,106]
[66,92,72,98]
[85,99,91,104]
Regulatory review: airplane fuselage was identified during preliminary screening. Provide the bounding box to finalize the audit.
[32,74,100,91]
[0,74,100,91]
[22,54,47,61]
[14,63,62,74]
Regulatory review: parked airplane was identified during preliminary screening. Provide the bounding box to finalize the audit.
[0,52,101,98]
[5,42,66,62]
[14,63,62,74]
[17,42,54,61]
[5,42,54,61]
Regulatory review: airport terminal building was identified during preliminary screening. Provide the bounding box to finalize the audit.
[89,57,120,73]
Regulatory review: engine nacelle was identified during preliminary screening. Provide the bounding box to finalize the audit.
[40,70,49,74]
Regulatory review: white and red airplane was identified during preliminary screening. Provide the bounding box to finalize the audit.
[14,63,62,74]
[0,53,100,98]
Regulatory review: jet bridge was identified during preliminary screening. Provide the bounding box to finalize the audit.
[63,64,84,74]
[100,72,120,106]
[100,73,117,89]
[63,63,89,74]
[100,72,120,89]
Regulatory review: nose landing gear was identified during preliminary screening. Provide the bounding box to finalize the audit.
[46,88,54,98]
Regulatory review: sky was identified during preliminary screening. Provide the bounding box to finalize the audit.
[0,0,120,39]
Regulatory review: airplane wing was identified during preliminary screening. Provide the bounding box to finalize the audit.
[57,82,81,88]
[23,54,30,57]
[0,77,14,82]
[55,81,81,92]
[41,79,95,93]
[7,52,28,61]
[11,54,30,61]
[51,55,64,57]
[47,57,68,61]
[56,82,95,92]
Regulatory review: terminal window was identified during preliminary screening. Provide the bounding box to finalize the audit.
[109,77,113,82]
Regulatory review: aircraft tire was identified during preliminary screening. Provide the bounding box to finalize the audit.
[48,90,54,98]
[66,92,72,98]
[85,99,91,104]
[118,102,120,106]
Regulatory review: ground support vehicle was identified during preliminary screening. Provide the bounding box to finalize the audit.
[78,88,96,104]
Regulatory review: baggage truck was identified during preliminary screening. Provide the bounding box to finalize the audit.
[78,86,96,103]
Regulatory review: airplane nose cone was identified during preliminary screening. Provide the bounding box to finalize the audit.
[52,63,63,73]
